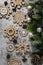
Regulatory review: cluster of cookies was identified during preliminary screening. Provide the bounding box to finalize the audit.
[0,0,32,65]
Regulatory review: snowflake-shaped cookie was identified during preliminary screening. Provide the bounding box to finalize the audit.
[13,11,27,25]
[0,4,11,19]
[6,44,14,52]
[4,25,18,40]
[11,0,25,7]
[8,58,21,65]
[15,42,30,55]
